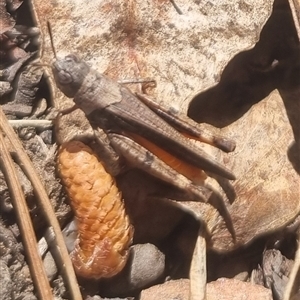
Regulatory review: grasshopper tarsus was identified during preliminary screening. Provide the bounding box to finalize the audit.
[212,137,236,153]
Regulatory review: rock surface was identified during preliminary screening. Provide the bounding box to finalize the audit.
[206,278,273,300]
[2,0,299,299]
[140,278,189,300]
[140,277,273,300]
[30,0,300,254]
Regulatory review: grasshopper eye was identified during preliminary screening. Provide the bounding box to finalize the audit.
[65,54,79,63]
[57,70,72,85]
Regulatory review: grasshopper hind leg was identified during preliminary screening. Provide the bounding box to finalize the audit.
[108,133,213,203]
[136,92,236,153]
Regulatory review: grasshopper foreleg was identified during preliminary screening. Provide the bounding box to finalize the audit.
[93,128,123,177]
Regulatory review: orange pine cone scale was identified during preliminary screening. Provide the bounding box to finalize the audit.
[57,140,133,279]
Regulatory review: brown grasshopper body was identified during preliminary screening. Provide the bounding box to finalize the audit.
[52,54,235,202]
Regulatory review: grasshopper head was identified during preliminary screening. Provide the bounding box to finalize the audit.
[52,54,90,98]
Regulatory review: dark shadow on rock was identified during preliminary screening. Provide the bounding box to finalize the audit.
[287,142,300,174]
[161,213,200,279]
[281,88,300,175]
[188,0,300,128]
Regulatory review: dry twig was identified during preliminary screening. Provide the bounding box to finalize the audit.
[0,107,82,300]
[189,224,207,300]
[0,127,52,299]
[283,231,300,300]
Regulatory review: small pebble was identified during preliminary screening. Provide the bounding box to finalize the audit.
[0,259,13,299]
[0,81,12,97]
[43,251,58,281]
[129,243,165,289]
[100,243,165,297]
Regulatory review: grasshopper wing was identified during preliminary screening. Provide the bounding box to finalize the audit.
[96,86,235,180]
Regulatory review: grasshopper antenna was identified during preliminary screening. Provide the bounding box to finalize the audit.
[47,21,57,59]
[31,21,56,68]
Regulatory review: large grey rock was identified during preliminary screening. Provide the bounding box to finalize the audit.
[100,243,165,297]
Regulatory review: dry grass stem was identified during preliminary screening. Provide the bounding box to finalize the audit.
[0,128,52,299]
[283,231,300,300]
[8,119,53,129]
[189,224,207,300]
[0,107,82,300]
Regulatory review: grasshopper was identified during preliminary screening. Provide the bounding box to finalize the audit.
[49,25,236,203]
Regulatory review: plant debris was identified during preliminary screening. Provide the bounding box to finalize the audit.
[0,0,299,299]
